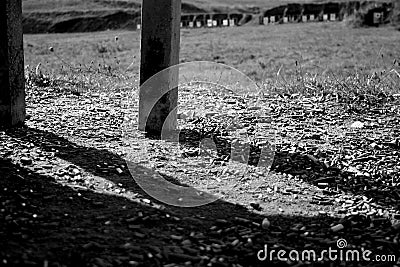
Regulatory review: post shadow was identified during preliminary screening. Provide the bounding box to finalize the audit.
[4,124,399,216]
[1,127,399,266]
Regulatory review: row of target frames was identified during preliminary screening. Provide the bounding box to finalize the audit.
[135,15,337,30]
[136,18,239,30]
[134,13,339,30]
[261,13,338,24]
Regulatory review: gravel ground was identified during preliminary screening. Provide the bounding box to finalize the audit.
[0,82,399,267]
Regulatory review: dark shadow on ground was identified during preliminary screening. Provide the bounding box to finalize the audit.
[271,150,400,212]
[2,126,399,266]
[1,158,398,267]
[160,127,400,213]
[5,124,400,211]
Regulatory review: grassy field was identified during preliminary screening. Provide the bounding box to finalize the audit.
[24,21,400,94]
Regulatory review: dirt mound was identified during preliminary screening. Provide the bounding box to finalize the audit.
[23,10,140,33]
[23,15,52,33]
[181,3,207,13]
[91,0,206,13]
[49,10,140,33]
[343,1,393,27]
[22,1,255,34]
[92,0,141,9]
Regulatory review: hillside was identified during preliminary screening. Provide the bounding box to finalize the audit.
[20,0,354,13]
[22,0,394,33]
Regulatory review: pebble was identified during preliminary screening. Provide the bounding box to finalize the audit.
[331,224,344,232]
[181,239,192,246]
[247,106,261,111]
[261,218,271,229]
[71,168,80,175]
[231,239,240,246]
[350,121,364,129]
[20,157,32,165]
[171,235,183,241]
[142,199,151,204]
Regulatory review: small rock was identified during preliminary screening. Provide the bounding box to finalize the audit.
[231,239,240,246]
[205,112,218,117]
[350,121,364,129]
[170,235,183,241]
[181,239,192,246]
[331,224,344,232]
[82,242,102,250]
[261,218,271,229]
[20,157,32,165]
[317,183,329,188]
[370,142,380,149]
[142,199,151,204]
[133,232,146,238]
[71,168,80,175]
[248,106,261,111]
